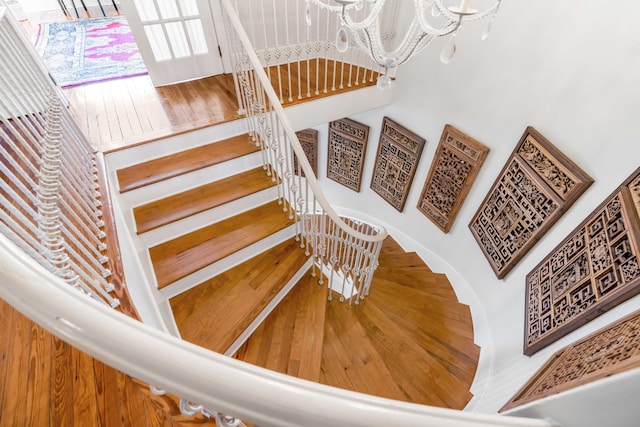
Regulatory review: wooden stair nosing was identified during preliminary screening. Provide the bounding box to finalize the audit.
[150,200,295,289]
[370,277,472,322]
[117,133,259,193]
[170,239,310,354]
[133,166,276,234]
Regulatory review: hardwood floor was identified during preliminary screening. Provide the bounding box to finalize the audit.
[64,74,243,153]
[64,60,377,154]
[0,298,217,426]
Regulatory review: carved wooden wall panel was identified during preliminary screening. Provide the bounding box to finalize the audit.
[294,129,318,177]
[417,124,489,233]
[370,117,425,212]
[524,167,640,355]
[502,308,640,411]
[327,118,369,191]
[469,127,593,279]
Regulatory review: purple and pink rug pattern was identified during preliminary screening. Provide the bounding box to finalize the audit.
[34,16,148,88]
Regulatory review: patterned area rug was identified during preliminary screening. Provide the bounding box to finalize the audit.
[34,16,147,88]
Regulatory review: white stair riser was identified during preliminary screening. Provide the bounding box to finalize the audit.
[139,186,281,247]
[156,224,299,301]
[104,119,248,171]
[116,152,264,209]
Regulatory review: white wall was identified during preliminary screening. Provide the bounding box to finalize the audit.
[312,0,640,417]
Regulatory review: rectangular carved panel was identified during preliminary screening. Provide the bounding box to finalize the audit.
[469,127,593,279]
[370,117,426,212]
[524,167,640,355]
[327,118,369,191]
[294,129,318,177]
[417,124,489,233]
[502,308,640,411]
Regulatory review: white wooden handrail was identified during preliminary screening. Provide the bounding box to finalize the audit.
[0,232,554,427]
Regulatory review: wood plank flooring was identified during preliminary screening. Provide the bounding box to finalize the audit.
[0,298,217,426]
[64,74,243,153]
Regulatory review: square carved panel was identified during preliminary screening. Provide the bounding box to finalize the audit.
[327,118,369,191]
[469,127,593,279]
[370,117,426,212]
[503,308,640,411]
[417,124,489,233]
[294,128,318,177]
[524,167,640,355]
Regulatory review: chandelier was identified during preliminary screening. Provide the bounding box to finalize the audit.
[305,0,503,89]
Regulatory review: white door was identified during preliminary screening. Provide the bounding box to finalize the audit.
[120,0,224,86]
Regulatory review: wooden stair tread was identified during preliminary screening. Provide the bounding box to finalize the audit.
[150,200,295,288]
[170,238,310,354]
[319,301,409,403]
[370,277,471,321]
[353,299,473,408]
[377,252,431,270]
[378,236,405,255]
[369,296,479,388]
[373,268,458,297]
[117,134,259,193]
[134,167,275,234]
[234,271,328,382]
[369,279,476,342]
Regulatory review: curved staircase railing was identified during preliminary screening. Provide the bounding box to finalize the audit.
[0,5,556,426]
[221,0,387,303]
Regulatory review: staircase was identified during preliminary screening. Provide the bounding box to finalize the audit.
[112,129,481,412]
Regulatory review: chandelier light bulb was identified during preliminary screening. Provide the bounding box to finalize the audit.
[376,74,392,90]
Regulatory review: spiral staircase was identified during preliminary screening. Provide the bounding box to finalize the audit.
[114,129,481,412]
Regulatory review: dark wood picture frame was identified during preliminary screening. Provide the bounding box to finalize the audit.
[523,167,640,355]
[370,117,426,212]
[294,128,318,177]
[417,124,490,233]
[469,126,593,279]
[326,118,369,192]
[503,307,640,411]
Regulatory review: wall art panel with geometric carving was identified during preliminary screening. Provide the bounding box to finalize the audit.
[370,117,426,212]
[524,166,640,355]
[502,307,640,411]
[417,124,489,233]
[294,128,318,177]
[469,127,593,279]
[327,118,369,192]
